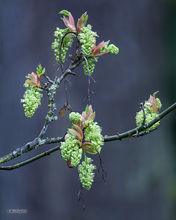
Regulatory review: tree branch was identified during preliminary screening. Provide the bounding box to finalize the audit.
[0,145,61,170]
[0,102,175,170]
[104,102,176,142]
[0,136,64,165]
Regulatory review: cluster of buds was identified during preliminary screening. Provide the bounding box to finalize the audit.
[52,10,119,75]
[60,105,104,190]
[136,92,162,131]
[21,65,45,118]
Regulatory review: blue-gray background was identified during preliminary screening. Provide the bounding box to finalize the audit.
[1,0,176,219]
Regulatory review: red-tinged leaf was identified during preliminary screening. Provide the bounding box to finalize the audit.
[82,105,95,125]
[68,128,83,142]
[82,142,92,151]
[77,12,88,33]
[86,106,95,121]
[91,112,95,121]
[149,95,155,105]
[148,95,159,112]
[68,128,78,136]
[37,75,40,85]
[27,72,40,88]
[91,41,108,56]
[89,105,93,114]
[83,141,92,146]
[67,160,74,168]
[72,124,83,139]
[62,17,71,30]
[84,145,99,154]
[77,16,83,33]
[26,80,37,87]
[82,145,91,151]
[85,105,92,120]
[68,12,75,28]
[82,112,86,121]
[62,12,76,32]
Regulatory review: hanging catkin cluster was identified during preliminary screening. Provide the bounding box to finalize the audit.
[60,105,104,190]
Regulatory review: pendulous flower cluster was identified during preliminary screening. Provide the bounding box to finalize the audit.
[136,92,162,131]
[78,157,96,190]
[21,65,45,118]
[52,10,119,75]
[52,27,75,63]
[60,105,104,190]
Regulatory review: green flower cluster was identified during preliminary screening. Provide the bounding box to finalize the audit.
[78,157,96,190]
[136,109,160,131]
[78,25,99,75]
[52,11,119,76]
[21,65,44,118]
[101,43,119,55]
[21,82,42,118]
[78,25,97,57]
[82,58,98,76]
[84,122,104,154]
[136,94,162,131]
[60,135,82,167]
[69,112,82,125]
[60,105,104,190]
[52,27,75,63]
[78,25,119,75]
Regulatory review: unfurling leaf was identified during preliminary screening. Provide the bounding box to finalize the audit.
[59,10,70,16]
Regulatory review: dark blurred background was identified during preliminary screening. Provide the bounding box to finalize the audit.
[1,0,176,219]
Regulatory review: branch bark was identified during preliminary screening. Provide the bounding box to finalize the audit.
[0,102,175,170]
[104,102,176,142]
[0,145,61,170]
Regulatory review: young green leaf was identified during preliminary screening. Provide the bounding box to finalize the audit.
[59,10,70,16]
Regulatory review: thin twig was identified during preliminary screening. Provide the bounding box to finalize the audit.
[82,55,91,101]
[43,74,54,84]
[140,102,146,127]
[59,31,77,74]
